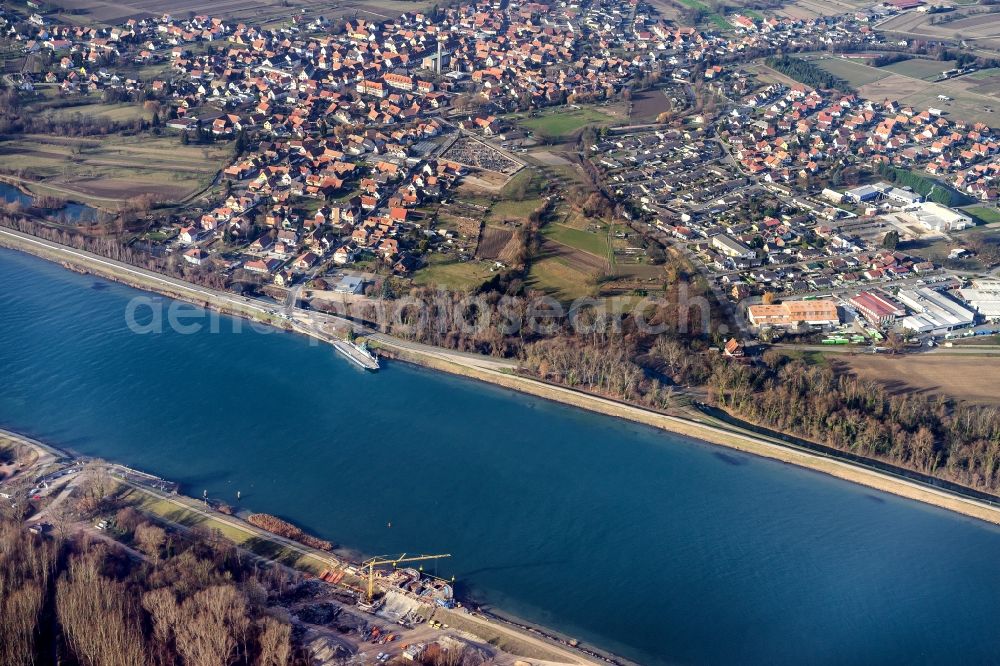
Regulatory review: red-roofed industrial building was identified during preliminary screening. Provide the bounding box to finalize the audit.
[849,291,906,327]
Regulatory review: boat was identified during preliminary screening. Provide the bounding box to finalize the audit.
[332,337,380,371]
[353,339,379,365]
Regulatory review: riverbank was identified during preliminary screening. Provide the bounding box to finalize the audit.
[1,426,610,666]
[4,224,1000,531]
[378,345,1000,525]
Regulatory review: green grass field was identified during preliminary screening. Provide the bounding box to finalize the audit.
[412,253,496,290]
[527,256,594,301]
[489,198,545,223]
[812,57,889,87]
[519,107,616,140]
[880,58,957,81]
[968,68,1000,80]
[43,102,155,122]
[676,0,731,29]
[543,222,610,257]
[500,168,545,199]
[965,205,1000,224]
[122,487,330,573]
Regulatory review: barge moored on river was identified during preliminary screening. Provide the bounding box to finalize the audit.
[332,338,380,371]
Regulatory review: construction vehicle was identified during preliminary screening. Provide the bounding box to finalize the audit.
[359,553,451,609]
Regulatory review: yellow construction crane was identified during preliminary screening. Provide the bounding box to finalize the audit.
[362,552,451,602]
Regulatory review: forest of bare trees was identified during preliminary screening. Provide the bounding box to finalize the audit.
[0,516,301,666]
[708,353,1000,493]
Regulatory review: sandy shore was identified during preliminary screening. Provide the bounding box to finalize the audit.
[5,225,1000,529]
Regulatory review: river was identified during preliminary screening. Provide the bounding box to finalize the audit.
[2,246,1000,665]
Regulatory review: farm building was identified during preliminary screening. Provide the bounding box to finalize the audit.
[747,300,840,328]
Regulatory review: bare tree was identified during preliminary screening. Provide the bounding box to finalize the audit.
[175,585,250,666]
[135,523,167,564]
[56,550,146,666]
[142,587,180,664]
[256,616,292,666]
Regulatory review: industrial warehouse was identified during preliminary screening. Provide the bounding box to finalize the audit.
[958,280,1000,321]
[896,288,976,334]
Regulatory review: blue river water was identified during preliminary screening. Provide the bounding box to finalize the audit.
[2,246,1000,665]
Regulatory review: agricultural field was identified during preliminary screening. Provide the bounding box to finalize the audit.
[958,69,1000,99]
[629,90,675,123]
[542,221,611,259]
[810,56,890,88]
[518,105,618,141]
[833,355,1000,406]
[746,62,807,88]
[878,9,1000,53]
[0,132,231,205]
[475,225,516,261]
[530,224,610,300]
[879,58,957,81]
[644,0,683,22]
[858,74,1000,126]
[488,198,545,224]
[771,0,869,20]
[968,68,1000,81]
[803,51,1000,124]
[42,101,155,123]
[39,0,432,27]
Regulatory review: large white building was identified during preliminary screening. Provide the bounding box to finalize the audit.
[958,280,1000,320]
[897,287,976,333]
[910,202,972,233]
[711,233,754,259]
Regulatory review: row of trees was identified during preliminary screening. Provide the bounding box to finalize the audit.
[764,55,855,93]
[708,353,1000,493]
[1,215,232,291]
